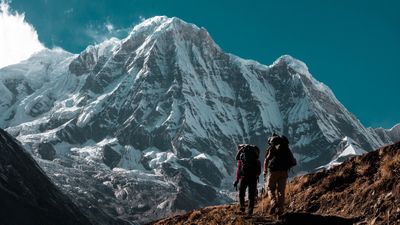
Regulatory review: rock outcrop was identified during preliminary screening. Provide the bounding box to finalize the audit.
[0,128,93,225]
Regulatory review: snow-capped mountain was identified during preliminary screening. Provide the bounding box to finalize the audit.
[323,136,368,168]
[0,16,397,223]
[371,123,400,144]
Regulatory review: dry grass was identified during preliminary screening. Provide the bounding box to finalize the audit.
[152,204,256,225]
[380,152,400,179]
[287,142,400,225]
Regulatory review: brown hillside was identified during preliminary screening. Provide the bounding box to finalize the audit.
[287,142,400,224]
[150,142,400,225]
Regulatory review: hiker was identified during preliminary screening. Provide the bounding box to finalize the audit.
[233,144,261,216]
[264,134,296,215]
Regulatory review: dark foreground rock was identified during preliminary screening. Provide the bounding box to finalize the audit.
[0,128,93,225]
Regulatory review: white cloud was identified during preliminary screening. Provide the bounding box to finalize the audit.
[84,23,108,43]
[85,22,130,44]
[0,0,44,69]
[105,22,114,32]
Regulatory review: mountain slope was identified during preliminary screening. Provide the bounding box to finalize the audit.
[151,142,400,225]
[372,123,400,144]
[0,128,93,225]
[0,16,397,223]
[288,141,400,224]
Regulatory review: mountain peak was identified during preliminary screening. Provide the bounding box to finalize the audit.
[272,54,310,75]
[130,16,204,37]
[131,16,170,32]
[387,123,400,142]
[389,123,400,132]
[119,16,219,68]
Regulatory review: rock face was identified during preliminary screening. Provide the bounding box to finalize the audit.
[102,145,122,169]
[36,142,56,160]
[0,16,397,223]
[378,123,400,143]
[388,124,400,142]
[0,128,93,225]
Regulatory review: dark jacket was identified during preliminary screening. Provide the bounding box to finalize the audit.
[236,160,261,180]
[265,144,294,172]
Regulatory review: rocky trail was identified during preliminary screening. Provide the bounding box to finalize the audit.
[150,203,355,225]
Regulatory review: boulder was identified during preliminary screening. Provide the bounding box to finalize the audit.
[102,145,121,169]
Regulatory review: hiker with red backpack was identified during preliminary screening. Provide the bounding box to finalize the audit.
[233,144,261,216]
[264,134,297,215]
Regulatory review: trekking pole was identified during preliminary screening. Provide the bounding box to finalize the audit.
[236,191,238,204]
[236,190,240,213]
[261,194,264,216]
[287,175,292,212]
[262,172,267,216]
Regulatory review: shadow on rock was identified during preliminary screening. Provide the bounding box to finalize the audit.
[278,212,356,225]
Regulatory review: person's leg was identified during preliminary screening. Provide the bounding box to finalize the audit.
[239,177,247,212]
[267,171,278,214]
[263,172,268,197]
[247,177,257,215]
[267,171,277,203]
[277,171,288,214]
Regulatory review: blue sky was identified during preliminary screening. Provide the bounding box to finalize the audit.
[5,0,400,128]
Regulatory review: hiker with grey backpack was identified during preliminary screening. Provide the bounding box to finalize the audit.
[264,134,297,215]
[233,144,261,217]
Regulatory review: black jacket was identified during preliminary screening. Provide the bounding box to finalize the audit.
[265,144,295,171]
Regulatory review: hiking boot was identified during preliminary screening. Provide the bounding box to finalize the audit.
[241,209,253,219]
[235,207,245,215]
[276,206,285,216]
[269,204,278,215]
[244,214,253,219]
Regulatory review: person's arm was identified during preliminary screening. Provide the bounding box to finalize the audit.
[235,160,241,181]
[257,160,262,176]
[263,157,268,174]
[263,146,271,174]
[265,146,276,161]
[233,160,241,190]
[236,145,244,160]
[235,150,241,161]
